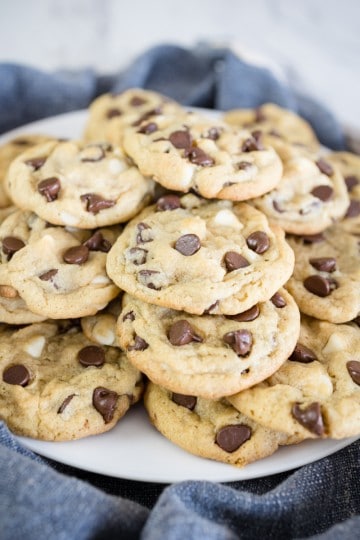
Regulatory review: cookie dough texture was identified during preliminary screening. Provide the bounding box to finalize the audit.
[123,112,283,200]
[327,151,360,234]
[223,103,320,151]
[144,383,288,467]
[106,195,295,315]
[251,155,349,234]
[0,322,143,440]
[84,88,185,146]
[118,289,300,398]
[0,210,119,319]
[5,139,154,228]
[228,317,360,440]
[285,226,360,323]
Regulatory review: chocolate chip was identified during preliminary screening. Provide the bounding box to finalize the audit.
[227,305,260,322]
[24,157,46,170]
[57,394,75,414]
[303,275,337,297]
[272,200,285,213]
[156,195,181,211]
[289,343,317,363]
[291,402,324,436]
[138,122,158,134]
[315,159,334,177]
[78,345,105,367]
[84,231,111,252]
[223,330,252,356]
[344,175,359,192]
[246,231,270,254]
[174,234,201,256]
[345,199,360,218]
[168,320,202,346]
[301,233,325,244]
[63,245,89,265]
[224,251,250,272]
[311,185,333,202]
[242,133,264,152]
[215,424,251,452]
[129,247,148,265]
[39,269,58,281]
[237,161,252,171]
[132,107,162,127]
[80,193,115,214]
[92,387,118,423]
[309,257,336,272]
[128,335,149,351]
[187,147,214,167]
[130,96,147,106]
[169,130,192,149]
[172,393,197,410]
[3,364,30,386]
[2,236,25,260]
[347,360,360,385]
[106,108,122,119]
[122,310,135,322]
[271,292,287,308]
[138,269,161,289]
[136,222,153,244]
[38,177,61,202]
[206,127,221,140]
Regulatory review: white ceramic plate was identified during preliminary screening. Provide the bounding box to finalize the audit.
[1,110,358,483]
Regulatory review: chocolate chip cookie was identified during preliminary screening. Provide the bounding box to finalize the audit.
[118,289,300,398]
[84,88,184,146]
[106,195,295,315]
[5,139,155,228]
[0,210,119,319]
[0,321,143,440]
[228,317,360,440]
[251,155,349,234]
[123,112,283,200]
[144,382,288,467]
[285,225,360,323]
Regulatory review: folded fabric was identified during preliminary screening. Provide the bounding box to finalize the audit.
[0,43,345,150]
[1,422,359,540]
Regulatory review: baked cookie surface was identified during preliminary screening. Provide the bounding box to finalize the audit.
[5,140,154,228]
[118,289,300,398]
[0,321,143,440]
[228,317,360,440]
[123,112,283,200]
[106,195,295,315]
[144,382,288,467]
[0,210,119,319]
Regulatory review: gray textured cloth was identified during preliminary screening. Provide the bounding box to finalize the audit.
[0,44,357,540]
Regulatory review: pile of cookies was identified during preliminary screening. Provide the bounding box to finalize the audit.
[0,88,359,468]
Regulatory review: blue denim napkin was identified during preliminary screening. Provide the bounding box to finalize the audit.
[0,44,357,540]
[0,44,345,149]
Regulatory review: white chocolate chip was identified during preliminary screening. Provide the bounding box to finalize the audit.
[108,158,126,175]
[94,323,115,345]
[212,209,243,229]
[91,275,111,285]
[23,335,46,358]
[60,212,80,226]
[322,333,346,355]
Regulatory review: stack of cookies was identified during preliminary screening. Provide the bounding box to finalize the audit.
[0,88,359,469]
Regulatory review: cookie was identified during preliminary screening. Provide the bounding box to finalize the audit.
[0,134,56,208]
[285,225,360,323]
[223,103,320,151]
[0,321,143,440]
[81,297,122,347]
[251,154,349,234]
[144,382,288,467]
[0,286,46,325]
[84,88,184,146]
[0,210,119,319]
[228,317,360,440]
[5,139,155,229]
[106,195,295,315]
[123,112,283,200]
[117,289,300,399]
[327,151,360,234]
